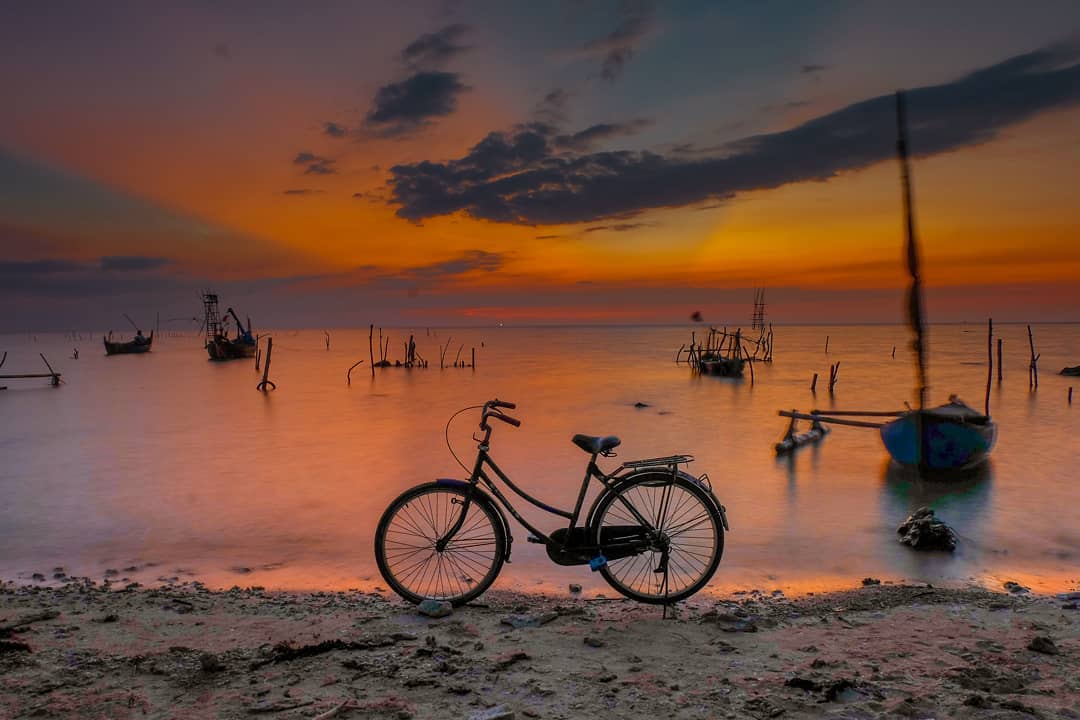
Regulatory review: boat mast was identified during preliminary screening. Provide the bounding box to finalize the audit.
[896,91,928,411]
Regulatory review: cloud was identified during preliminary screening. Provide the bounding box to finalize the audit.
[213,43,230,60]
[0,259,83,275]
[292,151,336,175]
[99,256,172,271]
[282,188,325,196]
[366,71,469,137]
[583,222,649,233]
[554,119,651,151]
[401,24,471,70]
[801,64,827,74]
[388,42,1080,226]
[323,122,347,138]
[534,88,570,124]
[580,1,657,82]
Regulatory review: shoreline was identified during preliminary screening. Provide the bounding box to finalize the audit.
[2,579,1077,719]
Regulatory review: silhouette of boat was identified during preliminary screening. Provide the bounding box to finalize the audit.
[103,330,153,355]
[879,397,997,471]
[202,292,256,360]
[881,92,997,472]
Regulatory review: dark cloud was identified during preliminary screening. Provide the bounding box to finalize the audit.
[401,24,471,69]
[581,1,657,82]
[323,121,347,138]
[388,42,1080,226]
[99,256,171,271]
[292,152,336,175]
[534,88,570,124]
[801,64,827,74]
[213,43,230,60]
[282,188,324,196]
[535,234,562,240]
[584,222,649,233]
[0,256,179,299]
[366,71,469,137]
[0,259,83,275]
[554,119,651,151]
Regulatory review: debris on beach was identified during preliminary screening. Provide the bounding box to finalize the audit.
[896,507,957,551]
[417,598,452,618]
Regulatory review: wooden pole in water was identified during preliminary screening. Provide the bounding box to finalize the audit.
[825,335,829,353]
[39,353,60,386]
[347,359,364,385]
[985,318,993,417]
[256,337,275,391]
[1068,387,1073,405]
[369,324,375,378]
[471,347,475,369]
[810,372,818,393]
[1027,324,1039,389]
[996,338,1003,383]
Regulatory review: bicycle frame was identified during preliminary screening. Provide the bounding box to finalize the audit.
[436,422,662,552]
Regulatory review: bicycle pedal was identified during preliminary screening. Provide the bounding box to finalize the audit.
[589,555,608,571]
[526,535,544,544]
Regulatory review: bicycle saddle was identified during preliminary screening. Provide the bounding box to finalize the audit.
[572,434,621,454]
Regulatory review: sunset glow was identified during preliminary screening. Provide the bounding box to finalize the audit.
[3,3,1079,329]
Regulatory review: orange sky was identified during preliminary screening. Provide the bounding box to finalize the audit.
[2,3,1078,328]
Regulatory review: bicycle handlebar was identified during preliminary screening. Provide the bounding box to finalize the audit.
[489,399,516,410]
[490,412,521,427]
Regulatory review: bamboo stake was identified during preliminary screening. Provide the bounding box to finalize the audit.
[1027,324,1039,389]
[984,318,993,417]
[256,338,275,391]
[39,354,60,386]
[996,338,1003,384]
[368,324,375,378]
[347,359,364,385]
[810,372,818,393]
[825,335,829,353]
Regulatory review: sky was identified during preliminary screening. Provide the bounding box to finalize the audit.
[2,1,1079,330]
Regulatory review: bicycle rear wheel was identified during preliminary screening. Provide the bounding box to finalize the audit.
[374,483,506,606]
[591,473,723,603]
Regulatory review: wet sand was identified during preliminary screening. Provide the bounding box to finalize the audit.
[1,579,1077,719]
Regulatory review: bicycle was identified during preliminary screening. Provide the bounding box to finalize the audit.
[374,399,729,606]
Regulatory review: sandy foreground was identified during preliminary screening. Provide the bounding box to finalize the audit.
[1,578,1077,720]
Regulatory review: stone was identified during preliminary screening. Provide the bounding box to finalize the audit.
[500,612,558,629]
[417,599,452,618]
[896,507,957,551]
[633,402,650,408]
[470,706,514,720]
[568,583,582,594]
[861,577,881,586]
[1027,636,1059,655]
[584,636,605,648]
[1003,581,1030,594]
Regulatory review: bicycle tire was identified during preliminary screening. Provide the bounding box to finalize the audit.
[374,482,506,606]
[590,472,723,603]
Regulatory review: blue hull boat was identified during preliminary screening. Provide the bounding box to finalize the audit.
[879,399,997,471]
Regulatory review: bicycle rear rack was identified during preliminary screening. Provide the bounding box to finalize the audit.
[618,454,695,470]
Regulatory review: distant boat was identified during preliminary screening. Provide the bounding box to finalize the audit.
[879,397,997,471]
[202,292,256,361]
[104,330,153,355]
[884,91,997,471]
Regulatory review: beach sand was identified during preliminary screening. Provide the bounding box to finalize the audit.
[1,579,1077,719]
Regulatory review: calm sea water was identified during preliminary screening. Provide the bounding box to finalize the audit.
[0,324,1077,596]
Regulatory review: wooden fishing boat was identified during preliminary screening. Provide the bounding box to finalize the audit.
[774,93,998,472]
[103,330,153,355]
[879,398,997,471]
[699,355,745,377]
[202,292,256,361]
[881,93,997,471]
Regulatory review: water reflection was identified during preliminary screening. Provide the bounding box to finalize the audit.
[881,459,994,520]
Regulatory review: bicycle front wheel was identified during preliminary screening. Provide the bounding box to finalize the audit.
[591,474,723,603]
[374,483,506,606]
